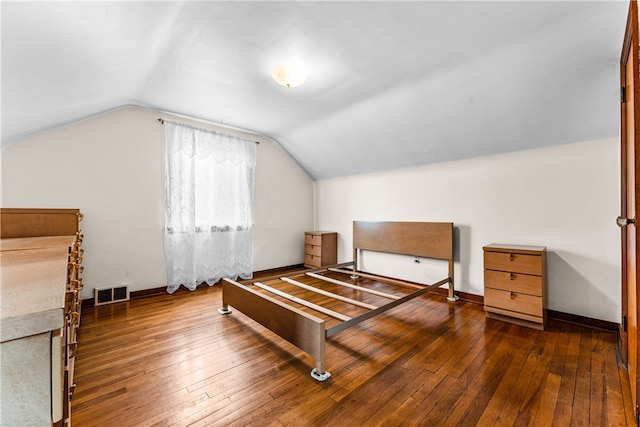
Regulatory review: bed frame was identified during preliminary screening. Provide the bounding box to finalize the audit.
[219,221,456,381]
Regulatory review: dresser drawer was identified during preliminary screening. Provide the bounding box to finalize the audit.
[484,287,543,317]
[483,270,542,296]
[305,244,322,257]
[484,251,542,275]
[305,234,322,246]
[304,254,321,268]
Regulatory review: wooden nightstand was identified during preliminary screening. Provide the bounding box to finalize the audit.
[483,244,546,330]
[304,231,337,268]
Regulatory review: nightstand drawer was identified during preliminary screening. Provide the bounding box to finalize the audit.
[305,244,322,257]
[483,270,542,296]
[484,287,543,317]
[305,234,322,246]
[304,254,321,268]
[484,251,542,275]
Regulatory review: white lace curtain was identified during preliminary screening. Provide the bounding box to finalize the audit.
[163,122,256,294]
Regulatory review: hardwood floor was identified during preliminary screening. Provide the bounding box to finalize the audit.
[73,273,635,426]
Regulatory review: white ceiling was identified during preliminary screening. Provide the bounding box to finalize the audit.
[1,1,630,179]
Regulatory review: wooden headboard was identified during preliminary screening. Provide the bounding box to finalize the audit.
[0,208,81,238]
[353,221,453,261]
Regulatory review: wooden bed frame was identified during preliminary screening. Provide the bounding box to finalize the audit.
[220,221,456,381]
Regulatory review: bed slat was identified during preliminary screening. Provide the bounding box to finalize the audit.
[279,277,378,310]
[306,272,400,300]
[253,281,351,322]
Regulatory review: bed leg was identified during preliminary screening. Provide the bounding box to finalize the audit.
[351,248,360,279]
[446,261,459,302]
[446,284,459,302]
[218,302,232,315]
[311,361,331,381]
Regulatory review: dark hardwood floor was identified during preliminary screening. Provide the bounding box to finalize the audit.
[72,272,634,426]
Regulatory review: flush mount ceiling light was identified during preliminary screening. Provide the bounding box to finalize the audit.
[271,63,307,88]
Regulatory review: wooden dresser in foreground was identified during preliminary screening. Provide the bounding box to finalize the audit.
[304,231,337,268]
[0,208,83,426]
[483,243,546,330]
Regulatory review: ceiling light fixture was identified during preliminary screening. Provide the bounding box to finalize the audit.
[271,63,307,88]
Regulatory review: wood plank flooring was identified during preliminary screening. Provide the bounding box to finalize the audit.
[73,273,635,426]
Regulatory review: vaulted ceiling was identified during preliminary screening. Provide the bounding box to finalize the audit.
[1,1,629,179]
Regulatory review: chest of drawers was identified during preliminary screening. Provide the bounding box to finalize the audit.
[483,244,546,330]
[0,208,83,426]
[304,231,337,268]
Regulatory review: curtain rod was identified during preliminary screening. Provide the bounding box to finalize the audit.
[157,118,259,144]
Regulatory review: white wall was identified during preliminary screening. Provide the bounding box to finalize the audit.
[2,110,621,322]
[314,138,620,323]
[1,106,314,299]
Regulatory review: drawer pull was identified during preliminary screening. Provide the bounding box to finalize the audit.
[509,273,516,280]
[509,254,514,261]
[68,342,78,358]
[510,292,516,300]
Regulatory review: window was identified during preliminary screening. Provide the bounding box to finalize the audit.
[163,121,256,293]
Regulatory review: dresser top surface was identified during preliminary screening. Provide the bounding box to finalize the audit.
[0,235,75,252]
[483,243,546,254]
[1,243,70,341]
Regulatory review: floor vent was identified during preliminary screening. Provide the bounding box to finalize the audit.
[94,286,129,306]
